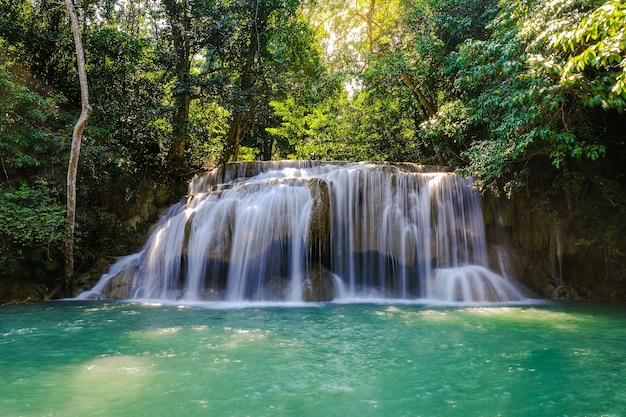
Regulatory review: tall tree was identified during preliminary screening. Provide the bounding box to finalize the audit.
[296,0,486,163]
[64,0,92,291]
[218,0,277,165]
[444,0,623,194]
[162,0,193,170]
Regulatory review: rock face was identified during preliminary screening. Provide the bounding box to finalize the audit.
[482,194,626,300]
[253,276,291,301]
[308,179,331,265]
[101,268,137,299]
[303,264,335,302]
[251,264,335,302]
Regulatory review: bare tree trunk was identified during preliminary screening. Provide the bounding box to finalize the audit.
[64,0,92,293]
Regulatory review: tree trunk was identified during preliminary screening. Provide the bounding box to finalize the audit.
[399,73,445,164]
[64,0,92,293]
[167,83,191,168]
[366,0,376,53]
[219,111,252,165]
[163,0,192,171]
[218,1,272,166]
[399,73,437,117]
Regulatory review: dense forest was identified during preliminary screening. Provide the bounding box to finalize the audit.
[0,0,624,302]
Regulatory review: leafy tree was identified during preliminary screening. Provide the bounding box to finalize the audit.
[83,26,170,179]
[0,66,66,287]
[0,181,66,283]
[186,100,229,166]
[159,0,197,169]
[288,0,424,162]
[268,88,373,160]
[209,0,327,164]
[0,0,78,100]
[421,0,626,274]
[434,0,617,193]
[283,0,497,164]
[553,0,626,111]
[0,66,63,177]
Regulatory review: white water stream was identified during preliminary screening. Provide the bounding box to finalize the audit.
[80,161,528,303]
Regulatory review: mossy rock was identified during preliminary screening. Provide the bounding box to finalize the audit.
[102,268,137,299]
[303,263,335,302]
[253,276,290,301]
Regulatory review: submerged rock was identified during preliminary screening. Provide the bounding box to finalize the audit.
[253,276,290,301]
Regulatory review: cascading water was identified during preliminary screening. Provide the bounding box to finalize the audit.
[79,161,528,303]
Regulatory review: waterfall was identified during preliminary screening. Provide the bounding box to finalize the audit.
[79,161,528,303]
[555,229,564,288]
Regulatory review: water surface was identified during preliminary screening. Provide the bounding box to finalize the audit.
[1,301,624,416]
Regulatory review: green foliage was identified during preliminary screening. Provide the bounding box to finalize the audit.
[0,0,77,99]
[83,25,170,178]
[187,101,229,167]
[350,88,422,161]
[0,64,67,282]
[0,181,66,277]
[553,0,626,111]
[0,66,64,174]
[419,99,469,162]
[293,0,501,164]
[268,92,370,160]
[443,0,621,191]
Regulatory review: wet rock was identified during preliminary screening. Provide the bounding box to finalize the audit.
[303,263,335,302]
[253,276,290,301]
[549,284,579,300]
[102,268,137,299]
[308,179,331,263]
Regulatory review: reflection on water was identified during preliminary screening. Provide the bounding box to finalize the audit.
[69,355,154,413]
[1,301,625,417]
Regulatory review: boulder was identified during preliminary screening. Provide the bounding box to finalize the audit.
[253,276,290,301]
[303,263,335,302]
[102,268,137,299]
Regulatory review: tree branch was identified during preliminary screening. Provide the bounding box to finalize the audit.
[399,73,437,117]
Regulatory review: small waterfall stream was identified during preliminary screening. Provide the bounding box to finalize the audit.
[80,161,528,303]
